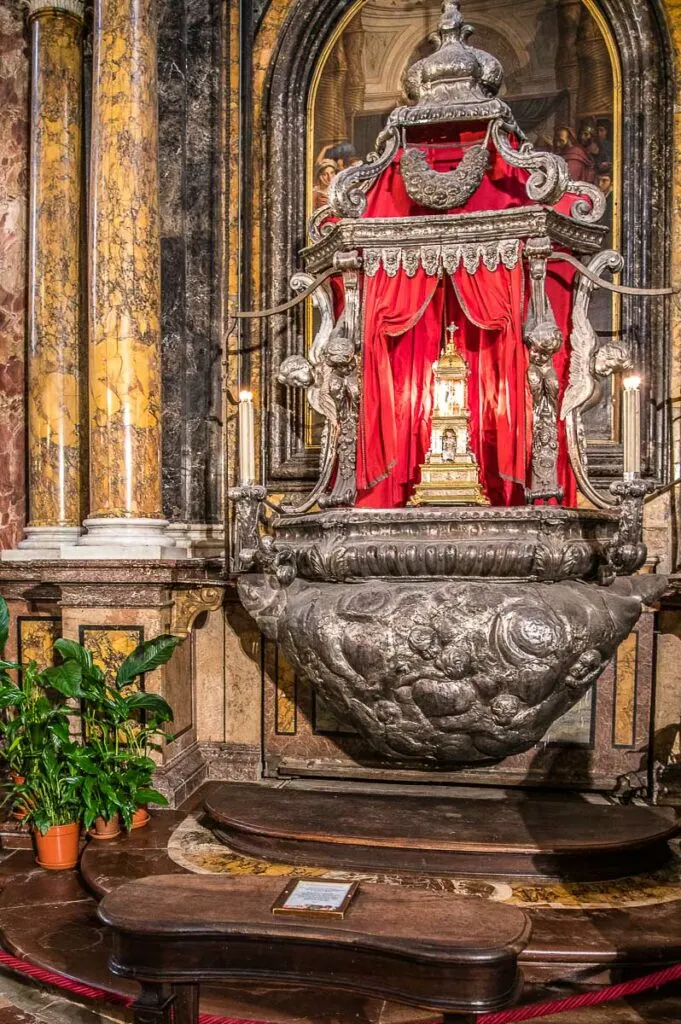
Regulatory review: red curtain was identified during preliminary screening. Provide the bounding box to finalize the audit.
[450,263,530,506]
[357,268,443,508]
[546,261,578,507]
[356,264,531,509]
[350,127,582,507]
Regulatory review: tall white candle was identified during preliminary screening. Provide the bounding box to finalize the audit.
[622,374,641,477]
[238,391,256,485]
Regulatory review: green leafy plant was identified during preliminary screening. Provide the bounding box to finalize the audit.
[12,745,84,835]
[0,600,83,825]
[0,596,183,836]
[0,660,81,776]
[54,634,182,830]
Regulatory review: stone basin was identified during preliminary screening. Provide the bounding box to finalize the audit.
[237,506,667,765]
[273,505,625,583]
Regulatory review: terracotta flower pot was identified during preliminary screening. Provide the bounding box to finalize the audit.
[10,775,26,821]
[90,814,121,840]
[34,823,80,870]
[130,806,150,830]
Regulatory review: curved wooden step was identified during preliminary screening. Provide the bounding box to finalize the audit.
[205,782,680,880]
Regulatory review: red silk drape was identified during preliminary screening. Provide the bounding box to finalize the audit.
[356,266,531,509]
[451,263,530,507]
[546,261,578,507]
[354,129,579,508]
[357,268,442,507]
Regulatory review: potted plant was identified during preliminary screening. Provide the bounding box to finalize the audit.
[55,634,181,835]
[0,596,182,846]
[113,635,179,829]
[10,745,84,869]
[0,599,87,866]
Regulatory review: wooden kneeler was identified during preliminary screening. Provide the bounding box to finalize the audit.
[98,875,531,1024]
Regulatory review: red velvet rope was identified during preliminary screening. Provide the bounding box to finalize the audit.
[0,947,679,1023]
[476,962,681,1023]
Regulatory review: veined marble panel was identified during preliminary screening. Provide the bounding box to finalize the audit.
[18,616,60,670]
[159,0,223,525]
[0,4,28,550]
[78,625,144,684]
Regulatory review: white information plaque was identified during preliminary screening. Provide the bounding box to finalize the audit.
[271,879,359,918]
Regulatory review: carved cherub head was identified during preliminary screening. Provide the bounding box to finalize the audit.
[526,321,563,363]
[326,334,355,372]
[594,342,632,378]
[278,354,315,389]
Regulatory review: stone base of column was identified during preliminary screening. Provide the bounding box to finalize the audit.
[61,518,186,560]
[1,526,83,561]
[166,523,225,559]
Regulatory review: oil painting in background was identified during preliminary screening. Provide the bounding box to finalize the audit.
[307,0,619,746]
[311,0,616,220]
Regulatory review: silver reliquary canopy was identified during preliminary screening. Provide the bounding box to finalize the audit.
[228,0,668,769]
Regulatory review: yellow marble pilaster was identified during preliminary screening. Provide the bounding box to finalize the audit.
[25,2,84,546]
[88,0,163,522]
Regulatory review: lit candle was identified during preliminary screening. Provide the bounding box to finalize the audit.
[238,391,256,484]
[622,374,641,477]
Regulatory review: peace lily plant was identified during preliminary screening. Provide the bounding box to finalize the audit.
[0,596,183,868]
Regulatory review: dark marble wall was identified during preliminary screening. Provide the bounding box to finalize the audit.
[159,0,223,525]
[0,3,28,550]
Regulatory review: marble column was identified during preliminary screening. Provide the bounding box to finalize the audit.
[158,0,224,559]
[3,0,84,561]
[0,5,29,554]
[73,0,178,559]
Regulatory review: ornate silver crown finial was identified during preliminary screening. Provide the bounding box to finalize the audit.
[390,0,514,129]
[325,0,605,222]
[438,0,468,42]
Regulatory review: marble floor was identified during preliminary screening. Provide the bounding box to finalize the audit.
[0,971,124,1024]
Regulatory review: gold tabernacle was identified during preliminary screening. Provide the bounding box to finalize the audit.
[411,323,488,506]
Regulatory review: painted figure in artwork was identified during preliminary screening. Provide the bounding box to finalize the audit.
[554,126,594,182]
[312,159,338,209]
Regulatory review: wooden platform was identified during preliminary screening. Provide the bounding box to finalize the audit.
[100,875,531,1019]
[0,791,681,1022]
[205,783,680,881]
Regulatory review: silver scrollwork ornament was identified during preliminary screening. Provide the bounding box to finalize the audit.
[400,145,490,210]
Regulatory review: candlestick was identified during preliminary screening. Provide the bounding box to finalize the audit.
[238,391,256,485]
[622,374,641,477]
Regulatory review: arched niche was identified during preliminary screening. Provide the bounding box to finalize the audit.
[260,0,673,488]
